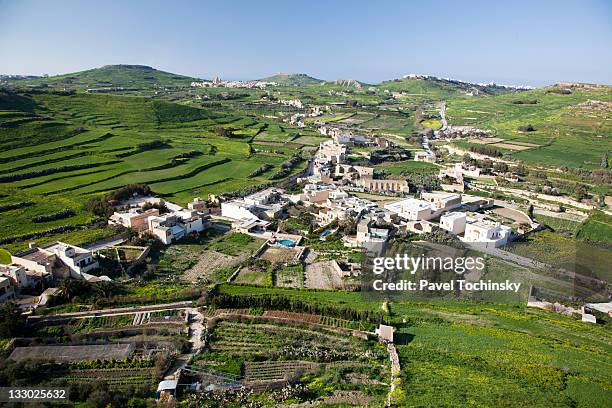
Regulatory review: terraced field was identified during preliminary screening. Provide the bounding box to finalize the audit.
[53,367,157,388]
[207,320,366,357]
[191,317,389,405]
[445,85,612,168]
[0,90,305,251]
[211,284,612,408]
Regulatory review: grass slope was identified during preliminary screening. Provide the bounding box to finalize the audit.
[0,90,302,250]
[8,64,199,89]
[259,73,324,86]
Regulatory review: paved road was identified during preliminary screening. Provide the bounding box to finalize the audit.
[438,102,448,131]
[85,236,126,251]
[464,243,606,287]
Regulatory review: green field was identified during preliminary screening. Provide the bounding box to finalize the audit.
[0,89,305,249]
[213,283,612,407]
[375,160,439,176]
[576,210,612,243]
[446,85,612,169]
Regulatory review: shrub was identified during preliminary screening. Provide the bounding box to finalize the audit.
[518,124,536,132]
[32,209,76,223]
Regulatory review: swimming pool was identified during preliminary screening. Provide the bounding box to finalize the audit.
[320,229,332,238]
[276,239,296,248]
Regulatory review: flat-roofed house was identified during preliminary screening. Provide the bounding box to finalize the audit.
[462,218,512,248]
[148,210,207,245]
[421,192,462,213]
[384,198,433,221]
[440,212,467,234]
[109,208,160,232]
[414,151,436,163]
[11,242,99,280]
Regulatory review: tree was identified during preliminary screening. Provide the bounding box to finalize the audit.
[493,162,509,173]
[601,153,609,169]
[85,196,113,217]
[86,388,112,408]
[339,218,357,235]
[142,200,169,214]
[93,281,119,299]
[0,301,25,338]
[154,352,171,379]
[527,204,534,219]
[573,184,588,201]
[57,278,90,301]
[518,124,536,132]
[482,158,493,172]
[215,127,233,137]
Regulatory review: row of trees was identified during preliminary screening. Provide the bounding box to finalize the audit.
[32,208,75,223]
[271,154,303,180]
[210,292,384,324]
[0,161,117,183]
[468,144,503,158]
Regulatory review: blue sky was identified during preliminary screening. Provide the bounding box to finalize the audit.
[0,0,610,86]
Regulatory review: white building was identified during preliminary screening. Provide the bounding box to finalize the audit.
[421,192,462,213]
[12,242,99,280]
[221,200,259,221]
[43,242,99,278]
[440,212,467,234]
[109,208,160,233]
[355,219,390,245]
[439,163,481,181]
[462,218,512,248]
[414,151,436,163]
[315,194,378,226]
[110,198,210,244]
[0,263,52,303]
[0,264,30,289]
[0,276,15,303]
[221,188,288,222]
[318,140,346,164]
[148,210,206,245]
[291,183,336,205]
[384,198,433,221]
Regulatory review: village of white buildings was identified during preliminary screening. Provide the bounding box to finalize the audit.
[1,105,609,324]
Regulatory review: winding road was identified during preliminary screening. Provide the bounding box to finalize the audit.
[438,102,448,131]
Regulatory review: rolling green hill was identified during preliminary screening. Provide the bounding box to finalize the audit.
[0,89,306,251]
[324,79,369,88]
[259,73,324,86]
[8,64,200,89]
[377,76,520,97]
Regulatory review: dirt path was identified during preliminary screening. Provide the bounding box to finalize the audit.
[164,307,205,380]
[28,301,193,323]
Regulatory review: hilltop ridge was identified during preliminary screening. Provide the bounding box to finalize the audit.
[4,64,200,89]
[258,73,323,86]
